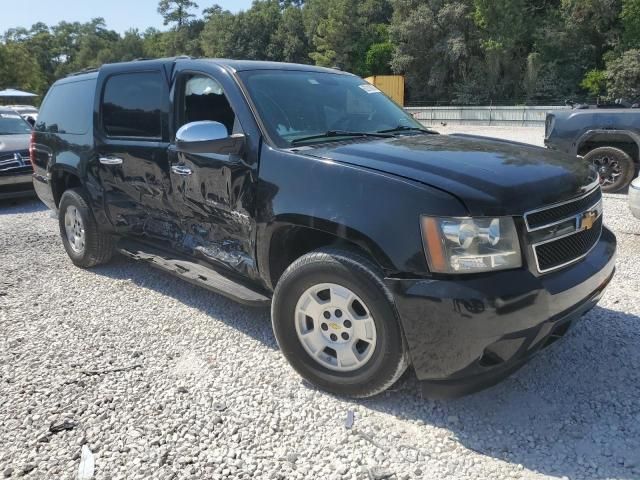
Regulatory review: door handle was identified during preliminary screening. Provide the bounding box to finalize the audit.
[99,156,123,165]
[171,165,193,176]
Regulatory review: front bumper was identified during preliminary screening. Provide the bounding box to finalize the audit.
[629,177,640,219]
[386,226,616,398]
[0,173,35,200]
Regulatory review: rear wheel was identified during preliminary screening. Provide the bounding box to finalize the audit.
[271,247,409,398]
[58,188,114,267]
[584,146,636,193]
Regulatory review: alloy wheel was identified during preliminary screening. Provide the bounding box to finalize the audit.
[294,283,377,372]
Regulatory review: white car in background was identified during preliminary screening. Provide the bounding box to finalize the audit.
[5,105,38,126]
[629,173,640,219]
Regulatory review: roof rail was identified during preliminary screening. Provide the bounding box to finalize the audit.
[65,56,192,77]
[66,67,99,77]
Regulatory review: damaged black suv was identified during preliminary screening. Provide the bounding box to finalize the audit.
[32,58,616,398]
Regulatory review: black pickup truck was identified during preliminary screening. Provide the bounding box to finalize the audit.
[545,108,640,192]
[31,58,616,398]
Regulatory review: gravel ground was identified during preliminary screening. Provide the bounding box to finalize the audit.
[1,135,640,480]
[431,125,546,147]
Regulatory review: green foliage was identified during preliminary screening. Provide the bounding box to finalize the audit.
[365,42,394,75]
[157,0,199,28]
[0,42,47,95]
[390,0,483,102]
[581,69,607,96]
[1,0,639,105]
[605,49,640,99]
[622,0,640,48]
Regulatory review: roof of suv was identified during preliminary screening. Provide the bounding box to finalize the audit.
[62,57,351,82]
[203,59,351,75]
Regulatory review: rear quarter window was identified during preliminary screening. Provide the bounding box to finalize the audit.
[36,78,96,135]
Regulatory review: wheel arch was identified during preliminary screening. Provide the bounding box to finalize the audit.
[261,217,394,291]
[50,166,83,207]
[576,129,640,163]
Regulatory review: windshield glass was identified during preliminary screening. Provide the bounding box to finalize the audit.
[238,70,423,147]
[0,112,32,135]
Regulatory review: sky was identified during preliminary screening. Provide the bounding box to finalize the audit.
[0,0,254,34]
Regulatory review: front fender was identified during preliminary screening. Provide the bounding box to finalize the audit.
[255,145,468,284]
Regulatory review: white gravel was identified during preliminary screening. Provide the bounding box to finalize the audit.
[432,125,546,147]
[1,138,640,479]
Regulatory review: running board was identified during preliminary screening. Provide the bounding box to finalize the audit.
[116,240,271,307]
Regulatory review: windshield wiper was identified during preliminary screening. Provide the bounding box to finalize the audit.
[290,130,393,146]
[377,125,436,134]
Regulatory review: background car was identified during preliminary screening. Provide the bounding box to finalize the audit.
[545,108,640,193]
[629,173,640,219]
[5,104,39,126]
[0,108,34,200]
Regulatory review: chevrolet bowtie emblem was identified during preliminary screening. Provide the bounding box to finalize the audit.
[580,211,597,230]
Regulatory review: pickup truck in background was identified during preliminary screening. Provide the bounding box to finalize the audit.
[545,108,640,192]
[30,58,616,398]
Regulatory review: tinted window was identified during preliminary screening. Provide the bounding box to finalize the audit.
[0,112,32,135]
[102,71,163,138]
[36,79,95,135]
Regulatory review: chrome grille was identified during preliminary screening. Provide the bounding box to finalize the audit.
[525,188,601,230]
[0,150,31,173]
[534,216,603,272]
[525,187,603,273]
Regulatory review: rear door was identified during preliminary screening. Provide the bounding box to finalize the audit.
[94,63,179,243]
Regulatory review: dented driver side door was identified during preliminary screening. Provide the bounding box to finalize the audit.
[168,69,259,280]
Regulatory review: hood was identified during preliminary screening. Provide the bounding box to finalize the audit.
[303,133,596,216]
[0,134,31,152]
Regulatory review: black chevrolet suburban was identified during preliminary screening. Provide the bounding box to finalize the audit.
[31,58,616,398]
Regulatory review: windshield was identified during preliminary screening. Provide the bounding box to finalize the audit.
[0,112,32,135]
[238,70,424,148]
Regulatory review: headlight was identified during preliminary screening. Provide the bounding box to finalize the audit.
[421,216,522,274]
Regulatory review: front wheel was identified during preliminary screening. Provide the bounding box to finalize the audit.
[584,146,636,193]
[271,248,409,398]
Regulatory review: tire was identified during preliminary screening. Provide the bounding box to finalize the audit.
[58,188,114,268]
[584,146,636,193]
[271,247,409,398]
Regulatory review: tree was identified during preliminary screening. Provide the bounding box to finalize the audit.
[0,0,634,107]
[606,49,640,99]
[580,69,607,97]
[621,0,640,48]
[271,3,311,63]
[305,0,392,75]
[365,41,394,75]
[158,0,199,28]
[201,1,283,60]
[0,42,47,94]
[391,0,483,103]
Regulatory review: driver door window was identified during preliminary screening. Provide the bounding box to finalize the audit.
[179,74,240,135]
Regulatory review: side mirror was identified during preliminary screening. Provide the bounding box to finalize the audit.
[175,121,245,155]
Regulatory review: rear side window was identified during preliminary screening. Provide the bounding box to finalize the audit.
[36,79,95,135]
[102,71,163,139]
